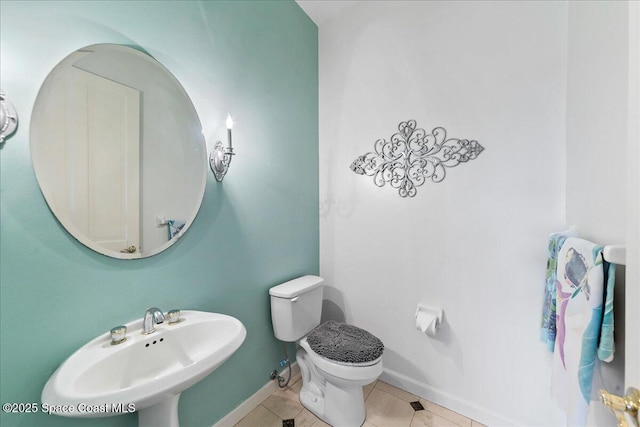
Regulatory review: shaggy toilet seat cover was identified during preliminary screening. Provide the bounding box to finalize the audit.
[306,320,384,364]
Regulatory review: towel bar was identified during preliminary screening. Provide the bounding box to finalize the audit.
[603,245,626,265]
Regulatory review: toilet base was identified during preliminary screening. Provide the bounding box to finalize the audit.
[297,347,368,427]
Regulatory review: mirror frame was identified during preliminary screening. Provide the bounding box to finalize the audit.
[30,44,207,259]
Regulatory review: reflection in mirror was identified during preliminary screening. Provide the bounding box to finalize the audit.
[30,44,207,259]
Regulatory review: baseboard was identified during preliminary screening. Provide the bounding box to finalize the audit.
[212,362,301,427]
[212,363,517,426]
[379,367,521,427]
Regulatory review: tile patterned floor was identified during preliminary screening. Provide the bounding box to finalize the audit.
[234,376,487,427]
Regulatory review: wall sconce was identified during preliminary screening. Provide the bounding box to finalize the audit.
[209,114,235,182]
[0,92,19,144]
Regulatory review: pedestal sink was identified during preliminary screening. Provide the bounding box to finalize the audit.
[42,311,246,427]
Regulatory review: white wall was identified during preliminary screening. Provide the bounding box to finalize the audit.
[565,2,629,425]
[319,1,568,425]
[626,0,640,390]
[318,1,636,425]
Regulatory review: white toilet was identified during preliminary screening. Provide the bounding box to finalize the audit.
[269,275,383,427]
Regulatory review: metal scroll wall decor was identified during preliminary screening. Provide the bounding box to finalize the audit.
[350,120,484,198]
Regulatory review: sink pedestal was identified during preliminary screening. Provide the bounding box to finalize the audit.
[138,394,180,427]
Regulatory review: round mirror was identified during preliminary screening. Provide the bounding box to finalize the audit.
[30,44,207,259]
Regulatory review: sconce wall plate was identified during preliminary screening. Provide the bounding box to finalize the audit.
[0,92,19,143]
[209,142,235,182]
[350,120,484,198]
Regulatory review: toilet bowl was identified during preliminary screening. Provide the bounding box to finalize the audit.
[269,275,384,427]
[297,337,383,426]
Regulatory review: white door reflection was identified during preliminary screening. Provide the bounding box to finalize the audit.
[68,67,141,255]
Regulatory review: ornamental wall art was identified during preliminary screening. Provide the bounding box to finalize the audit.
[350,120,484,198]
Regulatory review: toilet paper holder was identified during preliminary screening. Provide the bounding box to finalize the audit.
[415,304,443,336]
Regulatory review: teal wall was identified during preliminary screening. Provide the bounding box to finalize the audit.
[0,1,318,426]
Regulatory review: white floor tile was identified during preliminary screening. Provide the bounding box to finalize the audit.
[294,408,332,426]
[365,388,415,427]
[234,405,282,427]
[375,381,419,403]
[364,380,378,400]
[261,386,304,420]
[411,409,462,427]
[421,400,472,427]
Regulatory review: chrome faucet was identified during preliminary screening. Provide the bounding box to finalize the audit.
[142,307,165,334]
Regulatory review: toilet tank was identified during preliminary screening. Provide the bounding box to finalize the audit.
[269,275,324,342]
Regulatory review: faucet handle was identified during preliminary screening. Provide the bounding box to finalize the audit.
[110,325,127,345]
[167,309,181,324]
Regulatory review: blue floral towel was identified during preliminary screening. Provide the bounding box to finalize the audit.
[541,231,573,351]
[551,237,616,426]
[597,262,616,362]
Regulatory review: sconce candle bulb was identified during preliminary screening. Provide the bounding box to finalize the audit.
[226,114,233,149]
[209,114,236,182]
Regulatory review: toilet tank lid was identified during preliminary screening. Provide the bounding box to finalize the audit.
[269,275,324,298]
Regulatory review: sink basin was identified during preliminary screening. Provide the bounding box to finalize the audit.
[42,311,246,427]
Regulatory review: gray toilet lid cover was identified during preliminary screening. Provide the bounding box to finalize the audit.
[306,320,384,364]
